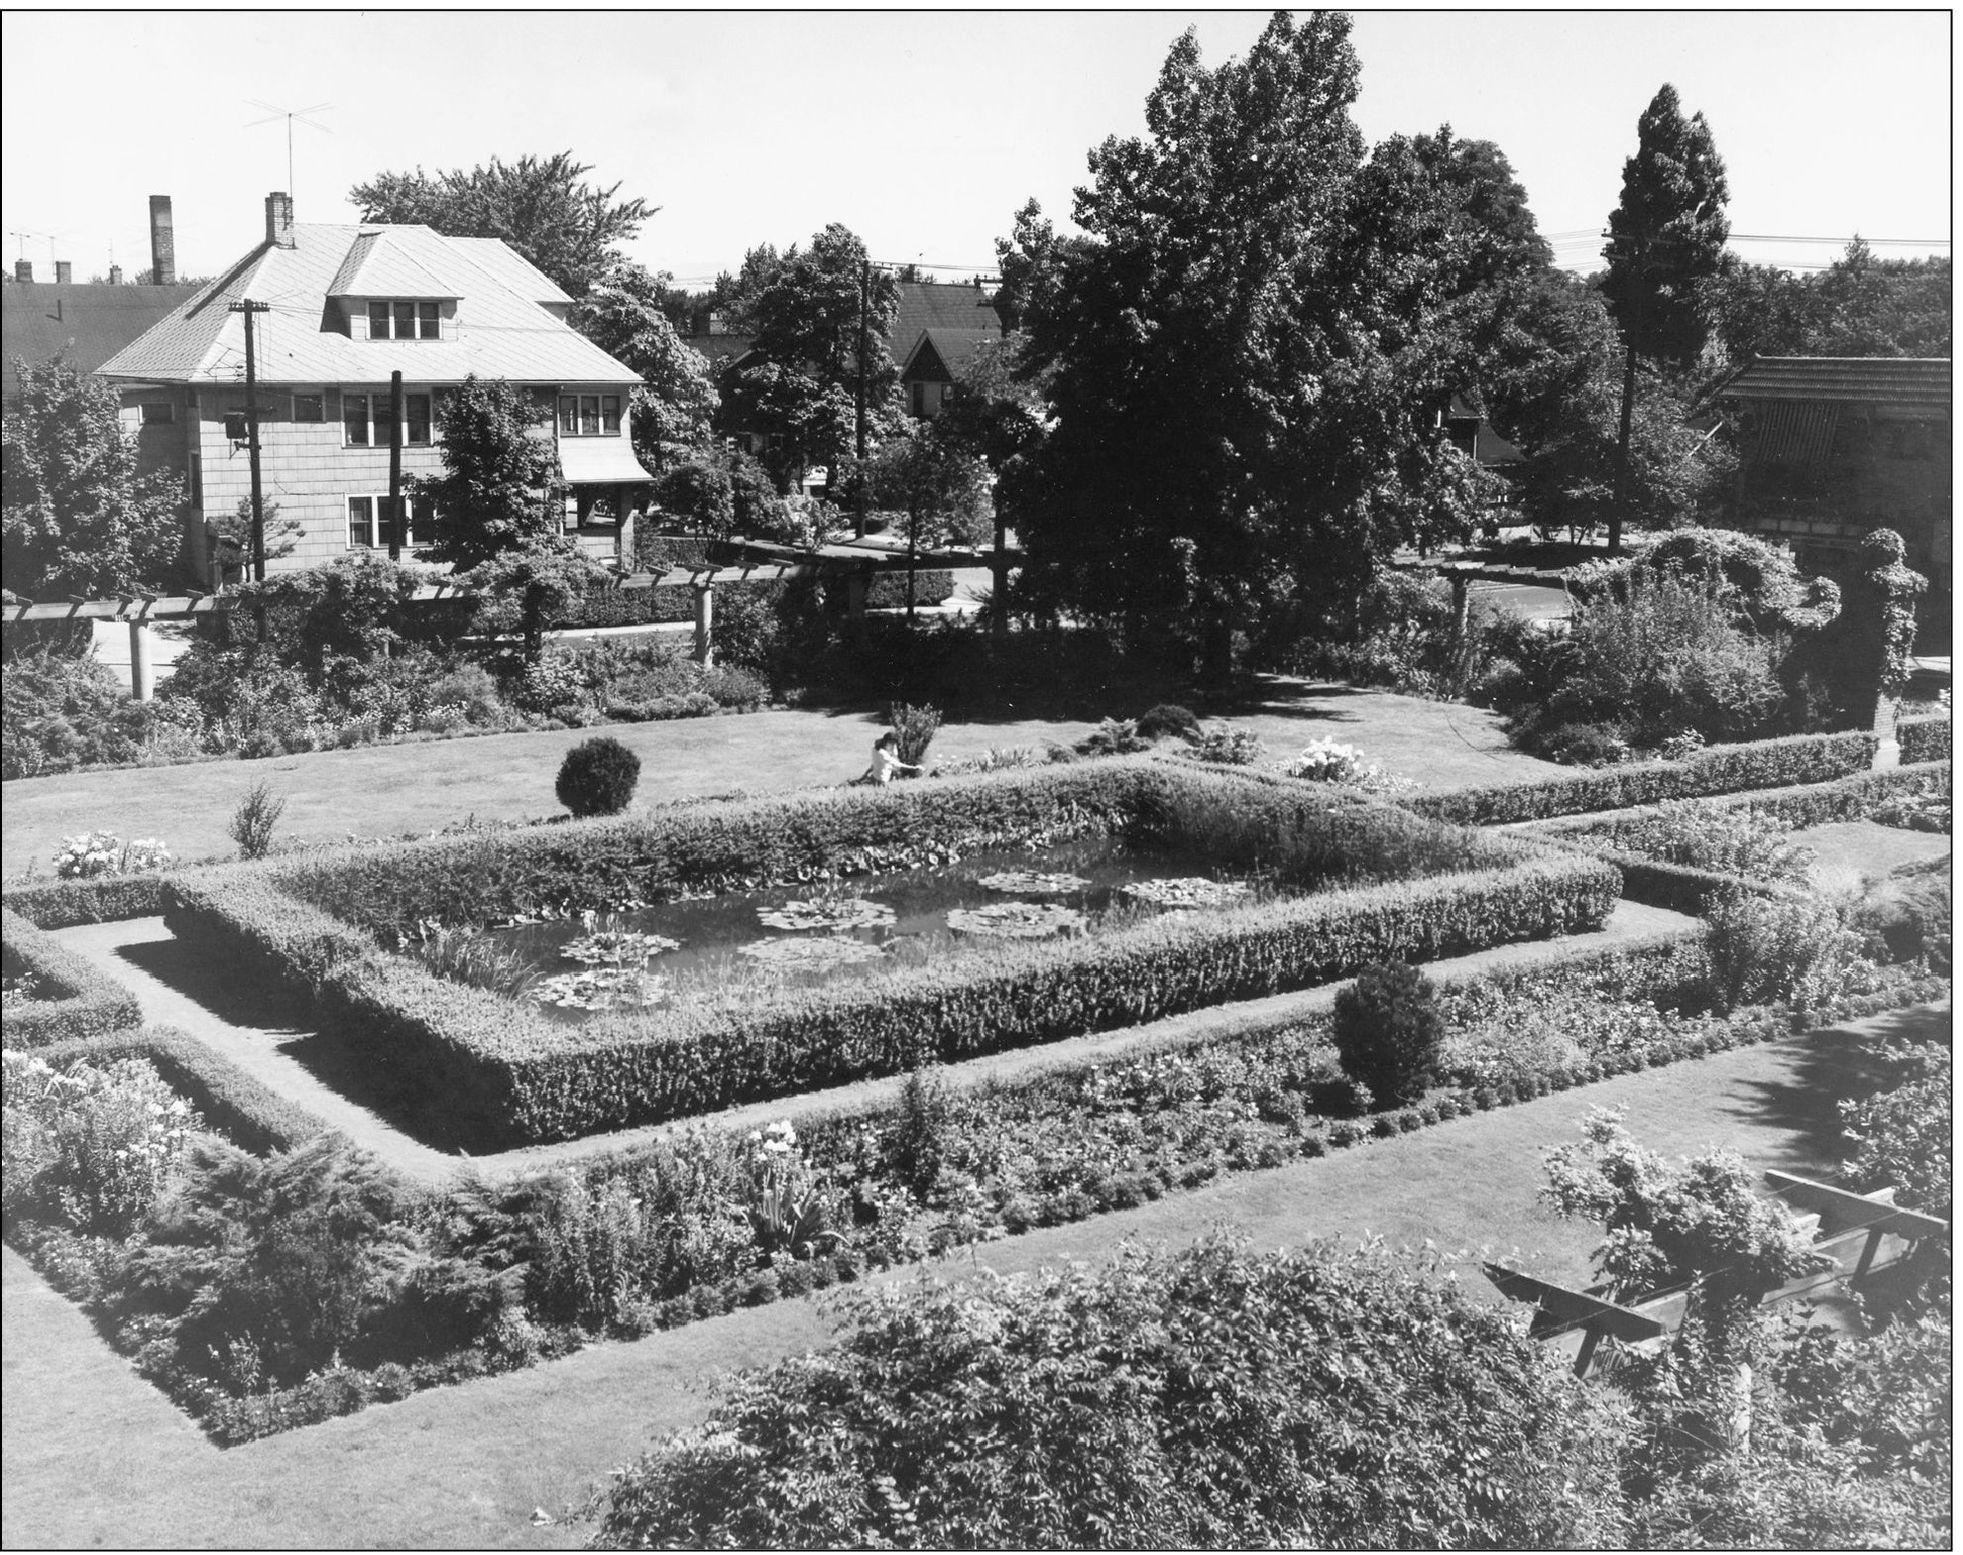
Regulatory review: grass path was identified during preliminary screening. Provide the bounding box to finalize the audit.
[51,902,1695,1186]
[3,1000,1943,1551]
[1,679,1557,876]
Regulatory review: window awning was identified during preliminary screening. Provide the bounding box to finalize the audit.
[559,437,653,485]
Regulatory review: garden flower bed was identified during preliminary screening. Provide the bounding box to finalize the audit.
[160,757,1617,1146]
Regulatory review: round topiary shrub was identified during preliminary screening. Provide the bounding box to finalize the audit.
[556,734,642,817]
[1332,961,1444,1110]
[1136,703,1202,741]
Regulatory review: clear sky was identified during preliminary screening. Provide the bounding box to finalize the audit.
[1,9,1950,290]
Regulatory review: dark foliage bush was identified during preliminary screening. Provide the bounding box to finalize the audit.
[1136,703,1202,740]
[1332,961,1444,1109]
[1534,721,1631,768]
[594,1237,1619,1550]
[885,701,941,769]
[556,736,641,817]
[1,647,194,779]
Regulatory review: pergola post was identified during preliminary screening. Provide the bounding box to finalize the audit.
[692,581,714,666]
[128,620,154,702]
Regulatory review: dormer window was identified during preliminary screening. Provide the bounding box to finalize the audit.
[368,300,441,340]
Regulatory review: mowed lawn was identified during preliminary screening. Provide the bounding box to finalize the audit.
[3,1001,1939,1552]
[0,678,1556,875]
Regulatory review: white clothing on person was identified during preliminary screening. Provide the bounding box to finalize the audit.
[865,745,920,784]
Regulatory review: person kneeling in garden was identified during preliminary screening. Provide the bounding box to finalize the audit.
[858,731,921,785]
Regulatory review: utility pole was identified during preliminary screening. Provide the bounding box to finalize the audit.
[387,369,404,561]
[229,299,271,582]
[855,256,869,538]
[1607,232,1645,557]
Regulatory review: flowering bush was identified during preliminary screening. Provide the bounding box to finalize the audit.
[1187,728,1267,766]
[52,832,172,879]
[739,1122,834,1258]
[2,1050,199,1231]
[1276,737,1415,794]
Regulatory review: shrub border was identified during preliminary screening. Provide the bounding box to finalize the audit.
[1897,715,1951,766]
[4,873,173,930]
[1,907,144,1045]
[1404,730,1880,827]
[1523,759,1952,840]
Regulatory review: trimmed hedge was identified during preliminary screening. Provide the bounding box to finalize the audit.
[164,762,1614,1146]
[25,1024,327,1155]
[3,872,172,929]
[1407,730,1881,826]
[1898,715,1951,766]
[1,907,143,1045]
[1528,761,1952,842]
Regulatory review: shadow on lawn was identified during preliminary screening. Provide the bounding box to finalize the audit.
[1721,1002,1950,1177]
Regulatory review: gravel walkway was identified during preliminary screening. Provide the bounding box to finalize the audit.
[54,901,1695,1186]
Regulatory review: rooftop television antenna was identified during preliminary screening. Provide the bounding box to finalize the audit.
[244,99,333,203]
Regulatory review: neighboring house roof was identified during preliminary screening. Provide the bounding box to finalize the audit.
[2,282,205,400]
[892,279,1001,342]
[1706,356,1952,412]
[682,331,759,373]
[95,223,628,387]
[897,326,1001,383]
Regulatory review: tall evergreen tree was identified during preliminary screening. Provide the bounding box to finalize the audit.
[1600,85,1729,550]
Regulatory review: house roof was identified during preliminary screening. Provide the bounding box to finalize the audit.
[681,331,759,374]
[94,223,629,388]
[898,326,1002,383]
[1708,356,1951,411]
[892,280,1001,343]
[2,282,206,400]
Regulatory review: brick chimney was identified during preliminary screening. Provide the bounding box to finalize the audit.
[108,263,124,285]
[54,260,72,284]
[13,259,30,283]
[266,191,295,249]
[149,195,176,285]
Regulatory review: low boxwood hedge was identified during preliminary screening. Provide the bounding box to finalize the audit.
[1898,715,1951,766]
[1527,760,1952,842]
[1,907,144,1045]
[1407,730,1880,827]
[164,761,1615,1146]
[3,872,173,929]
[26,1024,327,1155]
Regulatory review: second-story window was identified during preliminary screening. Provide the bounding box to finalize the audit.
[558,394,623,435]
[342,390,436,447]
[344,392,373,446]
[406,393,432,445]
[368,300,441,340]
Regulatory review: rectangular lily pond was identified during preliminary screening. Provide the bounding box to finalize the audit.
[467,835,1279,1015]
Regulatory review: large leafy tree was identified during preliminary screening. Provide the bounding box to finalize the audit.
[1702,241,1952,365]
[410,375,564,570]
[727,225,906,495]
[348,152,654,297]
[1013,15,1545,680]
[568,261,719,470]
[2,356,185,598]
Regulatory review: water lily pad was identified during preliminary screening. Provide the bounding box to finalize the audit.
[738,936,888,972]
[978,871,1092,897]
[1119,877,1252,909]
[531,967,669,1011]
[946,901,1088,939]
[757,898,896,933]
[561,930,681,966]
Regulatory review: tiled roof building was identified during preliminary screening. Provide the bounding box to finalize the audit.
[1704,356,1951,590]
[93,194,651,581]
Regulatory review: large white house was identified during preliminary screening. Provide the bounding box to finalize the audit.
[95,193,652,581]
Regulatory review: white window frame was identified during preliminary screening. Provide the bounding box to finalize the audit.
[366,299,443,341]
[346,492,438,551]
[342,389,436,448]
[558,392,623,436]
